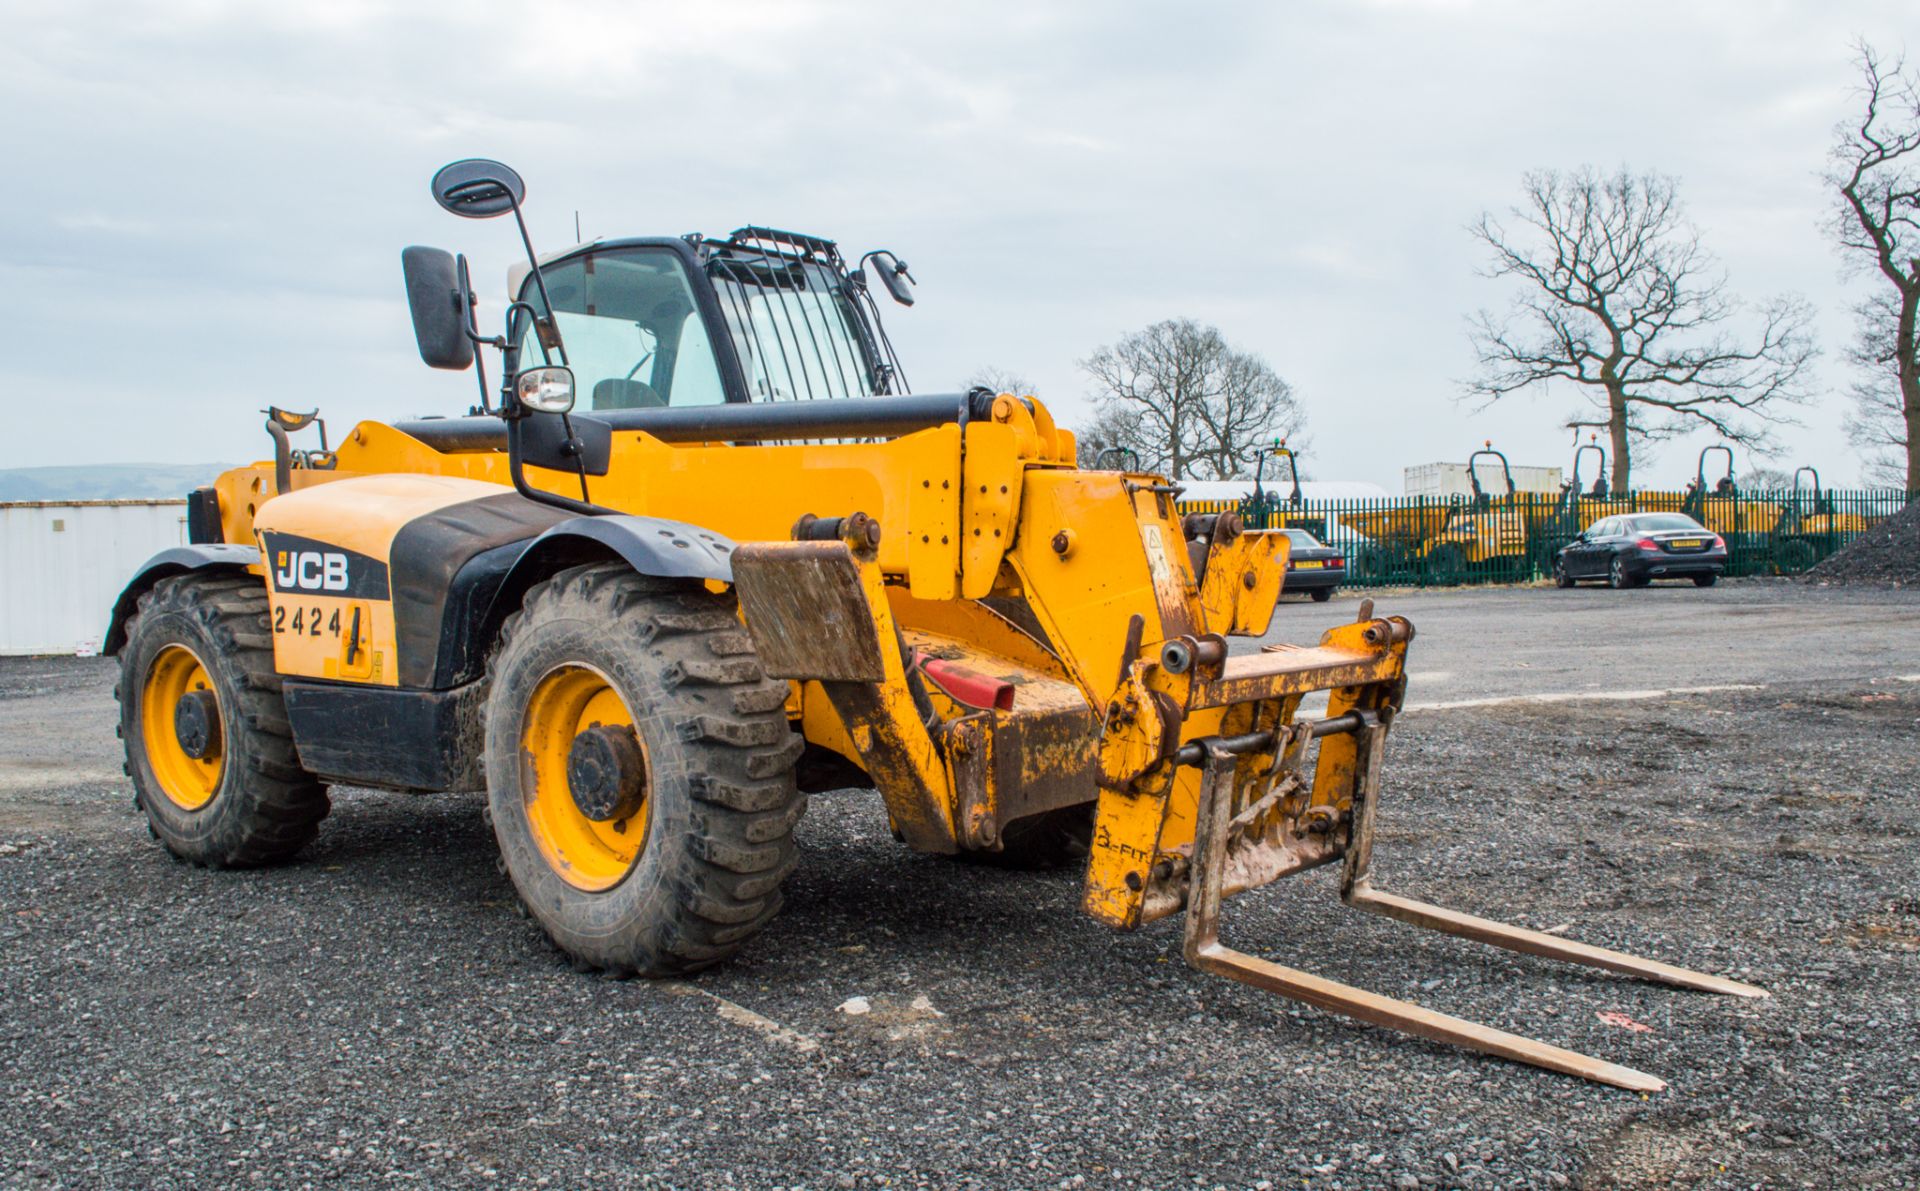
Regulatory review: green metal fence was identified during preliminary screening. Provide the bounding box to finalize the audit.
[1176,487,1912,587]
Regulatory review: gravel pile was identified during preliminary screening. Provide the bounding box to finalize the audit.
[2,659,1918,1188]
[1808,497,1920,585]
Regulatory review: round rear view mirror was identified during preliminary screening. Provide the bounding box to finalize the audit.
[431,158,526,219]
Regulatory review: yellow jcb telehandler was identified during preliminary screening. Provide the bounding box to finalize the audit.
[107,159,1761,1092]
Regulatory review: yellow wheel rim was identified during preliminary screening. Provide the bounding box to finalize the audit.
[140,644,224,811]
[520,664,650,892]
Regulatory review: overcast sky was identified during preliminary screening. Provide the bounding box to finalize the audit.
[1,0,1908,489]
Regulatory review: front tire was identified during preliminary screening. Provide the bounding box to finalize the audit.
[116,574,330,867]
[485,564,804,976]
[1553,560,1575,588]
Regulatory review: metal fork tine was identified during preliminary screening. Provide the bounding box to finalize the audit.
[1342,885,1769,999]
[1184,937,1667,1092]
[1339,724,1767,1000]
[1184,741,1668,1093]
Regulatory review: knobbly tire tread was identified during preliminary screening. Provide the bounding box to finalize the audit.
[485,564,804,977]
[116,573,330,867]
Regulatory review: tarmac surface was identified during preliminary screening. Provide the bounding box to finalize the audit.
[2,582,1918,1188]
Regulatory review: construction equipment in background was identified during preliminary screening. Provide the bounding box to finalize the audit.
[1771,467,1883,574]
[1240,438,1306,529]
[1347,443,1532,582]
[1658,446,1787,574]
[106,158,1762,1092]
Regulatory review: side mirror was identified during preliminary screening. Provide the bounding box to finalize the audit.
[519,411,611,477]
[400,246,474,371]
[431,158,526,219]
[864,251,915,306]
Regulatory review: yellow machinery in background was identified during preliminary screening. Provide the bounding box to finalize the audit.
[106,159,1761,1092]
[1344,443,1533,580]
[1771,466,1883,573]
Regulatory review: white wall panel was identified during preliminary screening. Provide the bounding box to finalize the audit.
[0,501,189,655]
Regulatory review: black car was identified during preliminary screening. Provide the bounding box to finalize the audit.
[1554,512,1727,589]
[1281,528,1345,601]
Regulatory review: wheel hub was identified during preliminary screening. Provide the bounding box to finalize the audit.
[173,688,220,760]
[566,723,647,823]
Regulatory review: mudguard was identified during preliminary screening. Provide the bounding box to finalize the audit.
[421,514,740,689]
[504,514,739,589]
[103,544,260,656]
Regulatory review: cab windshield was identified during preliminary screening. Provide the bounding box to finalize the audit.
[515,247,728,410]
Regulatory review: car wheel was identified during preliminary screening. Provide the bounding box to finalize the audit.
[1608,556,1632,590]
[1310,588,1333,602]
[1553,560,1575,589]
[1692,573,1718,587]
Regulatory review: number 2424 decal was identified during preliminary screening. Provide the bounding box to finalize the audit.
[273,604,341,637]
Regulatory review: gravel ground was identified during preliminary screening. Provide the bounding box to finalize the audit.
[2,590,1918,1189]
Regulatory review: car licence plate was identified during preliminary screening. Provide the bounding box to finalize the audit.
[1670,538,1704,549]
[1293,560,1322,569]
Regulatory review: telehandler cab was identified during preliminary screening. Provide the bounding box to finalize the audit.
[108,158,1761,1091]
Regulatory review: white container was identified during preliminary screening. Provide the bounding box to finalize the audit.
[0,501,189,655]
[1403,462,1564,498]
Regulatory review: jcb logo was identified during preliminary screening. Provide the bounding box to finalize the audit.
[258,531,390,600]
[275,550,350,592]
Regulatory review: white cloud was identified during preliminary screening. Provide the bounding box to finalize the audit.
[0,0,1910,485]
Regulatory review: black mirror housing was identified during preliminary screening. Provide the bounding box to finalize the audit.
[865,251,915,307]
[400,246,474,371]
[518,411,611,476]
[431,158,527,219]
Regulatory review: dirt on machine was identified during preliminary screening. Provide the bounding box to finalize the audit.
[105,158,1764,1091]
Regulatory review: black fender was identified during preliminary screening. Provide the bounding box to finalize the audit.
[104,544,260,656]
[507,515,738,587]
[428,515,739,689]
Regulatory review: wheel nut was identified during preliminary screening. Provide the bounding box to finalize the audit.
[173,689,220,759]
[567,724,648,823]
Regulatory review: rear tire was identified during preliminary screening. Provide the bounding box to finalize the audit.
[485,564,804,976]
[1427,544,1467,584]
[1608,556,1633,590]
[1693,573,1718,587]
[1309,587,1333,603]
[1773,538,1817,575]
[116,574,330,867]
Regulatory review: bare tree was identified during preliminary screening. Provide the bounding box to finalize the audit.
[1073,405,1146,470]
[1079,319,1306,481]
[1467,168,1815,491]
[1829,43,1920,491]
[964,367,1037,397]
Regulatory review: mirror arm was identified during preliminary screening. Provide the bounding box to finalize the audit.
[504,193,567,368]
[454,254,497,414]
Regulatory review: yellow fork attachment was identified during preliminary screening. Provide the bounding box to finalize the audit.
[1136,607,1766,1092]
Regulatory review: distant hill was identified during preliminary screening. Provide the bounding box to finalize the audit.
[0,464,235,502]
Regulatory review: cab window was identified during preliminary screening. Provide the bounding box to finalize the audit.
[515,247,728,410]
